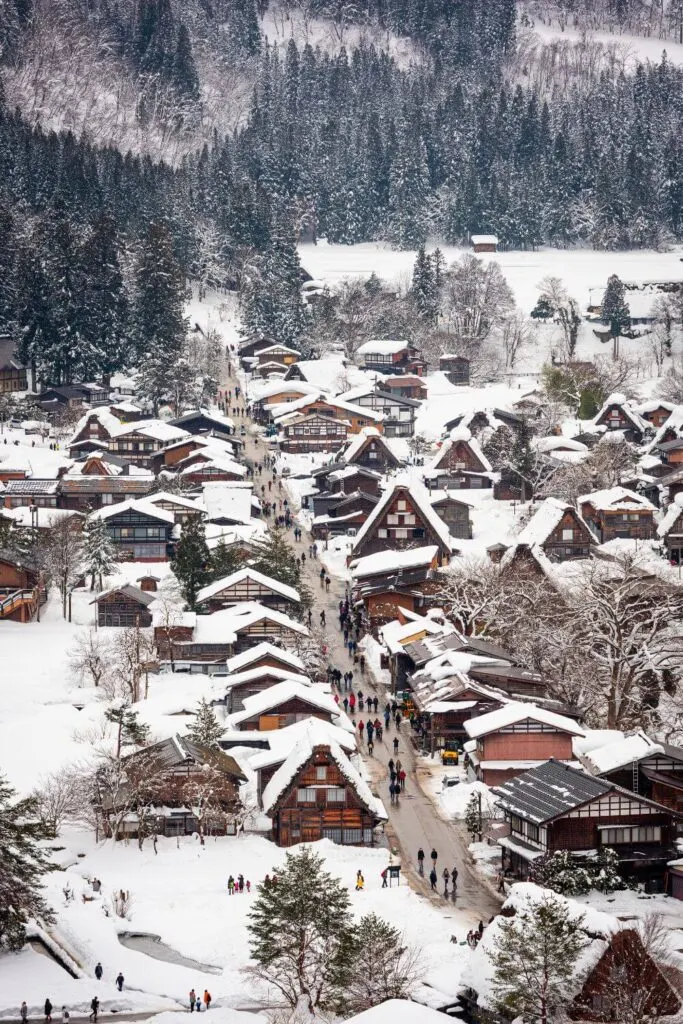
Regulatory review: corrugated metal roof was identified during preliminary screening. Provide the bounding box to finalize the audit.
[493,759,612,824]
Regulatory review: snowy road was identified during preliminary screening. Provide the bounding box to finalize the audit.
[224,359,501,927]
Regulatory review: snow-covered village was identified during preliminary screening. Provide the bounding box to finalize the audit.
[6,2,683,1024]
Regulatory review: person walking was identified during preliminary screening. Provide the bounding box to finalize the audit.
[349,692,356,714]
[399,768,406,791]
[393,736,399,755]
[417,847,425,875]
[227,875,235,894]
[61,1008,69,1024]
[430,848,438,868]
[116,973,124,992]
[94,964,103,981]
[203,991,212,1011]
[343,696,349,713]
[355,870,365,891]
[320,610,326,627]
[388,757,395,774]
[190,989,197,1012]
[357,719,364,742]
[89,998,99,1024]
[429,867,437,891]
[384,708,391,730]
[442,868,450,895]
[451,867,458,890]
[44,999,53,1023]
[20,1004,28,1023]
[196,997,202,1013]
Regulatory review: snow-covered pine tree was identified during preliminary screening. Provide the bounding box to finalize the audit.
[601,274,631,337]
[171,516,211,609]
[411,244,438,323]
[83,514,116,592]
[241,223,309,346]
[251,528,302,592]
[464,792,483,842]
[387,121,429,250]
[187,697,223,749]
[330,912,420,1014]
[77,212,129,381]
[105,704,150,760]
[488,891,587,1024]
[172,23,200,100]
[0,773,54,951]
[248,846,351,1012]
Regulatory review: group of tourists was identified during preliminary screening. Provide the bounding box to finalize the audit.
[226,874,251,894]
[188,989,212,1012]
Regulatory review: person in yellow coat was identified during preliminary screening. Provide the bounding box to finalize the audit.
[355,870,365,891]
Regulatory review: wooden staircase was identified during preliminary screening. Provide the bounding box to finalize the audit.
[0,588,39,622]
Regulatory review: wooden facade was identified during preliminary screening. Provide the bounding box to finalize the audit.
[352,484,451,565]
[580,500,655,543]
[595,401,644,442]
[469,718,577,785]
[196,576,299,615]
[358,343,424,375]
[266,745,383,847]
[0,335,28,393]
[281,413,349,453]
[430,496,472,539]
[100,506,173,561]
[348,390,418,437]
[433,437,489,475]
[343,433,401,473]
[93,586,154,628]
[380,376,428,400]
[540,507,593,561]
[439,355,470,386]
[234,695,336,731]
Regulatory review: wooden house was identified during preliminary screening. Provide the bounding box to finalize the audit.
[195,568,300,615]
[311,490,379,539]
[238,335,279,363]
[327,465,382,497]
[515,497,593,561]
[657,495,683,562]
[339,386,419,437]
[227,679,346,734]
[222,666,311,714]
[225,642,306,679]
[655,436,683,472]
[493,758,680,887]
[143,492,204,525]
[429,494,472,540]
[107,421,190,469]
[339,427,402,473]
[593,393,647,443]
[277,394,384,434]
[637,400,675,429]
[137,574,160,592]
[59,456,154,511]
[91,584,156,628]
[579,486,656,543]
[250,383,319,424]
[3,479,59,508]
[254,344,300,368]
[96,734,246,840]
[470,234,498,253]
[67,408,123,454]
[169,410,235,440]
[0,335,29,393]
[250,719,356,807]
[379,375,428,400]
[493,468,534,502]
[351,480,453,565]
[579,730,683,815]
[425,428,493,491]
[439,354,470,386]
[38,383,108,415]
[0,553,42,622]
[351,546,440,630]
[174,450,246,486]
[464,703,584,785]
[281,412,349,453]
[262,734,386,847]
[569,927,681,1021]
[92,499,175,561]
[356,340,424,376]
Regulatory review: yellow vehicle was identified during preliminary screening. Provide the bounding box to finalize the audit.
[441,741,460,766]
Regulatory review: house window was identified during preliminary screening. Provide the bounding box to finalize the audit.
[327,788,346,803]
[315,766,327,781]
[526,822,539,842]
[510,814,523,834]
[102,494,113,505]
[397,500,407,511]
[297,788,317,803]
[600,825,661,845]
[342,828,362,844]
[378,528,388,538]
[562,529,573,541]
[394,528,408,539]
[413,528,425,539]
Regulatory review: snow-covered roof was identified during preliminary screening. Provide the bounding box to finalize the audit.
[380,612,448,656]
[145,491,204,512]
[91,498,175,524]
[2,506,82,529]
[657,493,683,537]
[0,445,72,478]
[516,497,589,547]
[229,680,345,729]
[593,393,647,433]
[470,234,498,245]
[195,568,300,606]
[224,668,311,690]
[356,339,411,356]
[225,642,305,674]
[251,379,320,402]
[341,426,384,463]
[464,701,585,739]
[110,419,190,443]
[427,427,492,475]
[346,1001,449,1024]
[352,476,452,554]
[273,392,385,424]
[637,399,675,416]
[261,723,386,819]
[578,485,656,512]
[67,406,122,445]
[532,436,588,454]
[179,454,246,478]
[202,483,255,525]
[350,545,438,578]
[580,730,663,776]
[248,717,356,770]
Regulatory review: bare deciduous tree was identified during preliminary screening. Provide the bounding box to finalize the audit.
[69,630,111,689]
[442,254,514,346]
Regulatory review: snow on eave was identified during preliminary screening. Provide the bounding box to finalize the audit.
[350,545,439,577]
[580,730,663,776]
[224,668,311,689]
[356,339,411,356]
[464,701,585,739]
[341,426,383,463]
[195,568,300,606]
[248,719,356,770]
[657,493,683,537]
[593,393,647,433]
[228,679,342,728]
[516,497,590,547]
[578,485,655,512]
[225,642,305,674]
[90,497,175,524]
[352,476,452,553]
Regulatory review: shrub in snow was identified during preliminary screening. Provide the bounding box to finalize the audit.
[534,848,627,897]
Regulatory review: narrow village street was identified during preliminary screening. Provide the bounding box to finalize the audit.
[221,360,501,927]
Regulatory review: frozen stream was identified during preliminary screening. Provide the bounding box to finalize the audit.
[118,933,222,974]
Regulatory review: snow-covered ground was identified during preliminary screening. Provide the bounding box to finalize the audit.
[0,832,473,1018]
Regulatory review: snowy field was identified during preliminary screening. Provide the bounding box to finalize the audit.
[0,833,472,1018]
